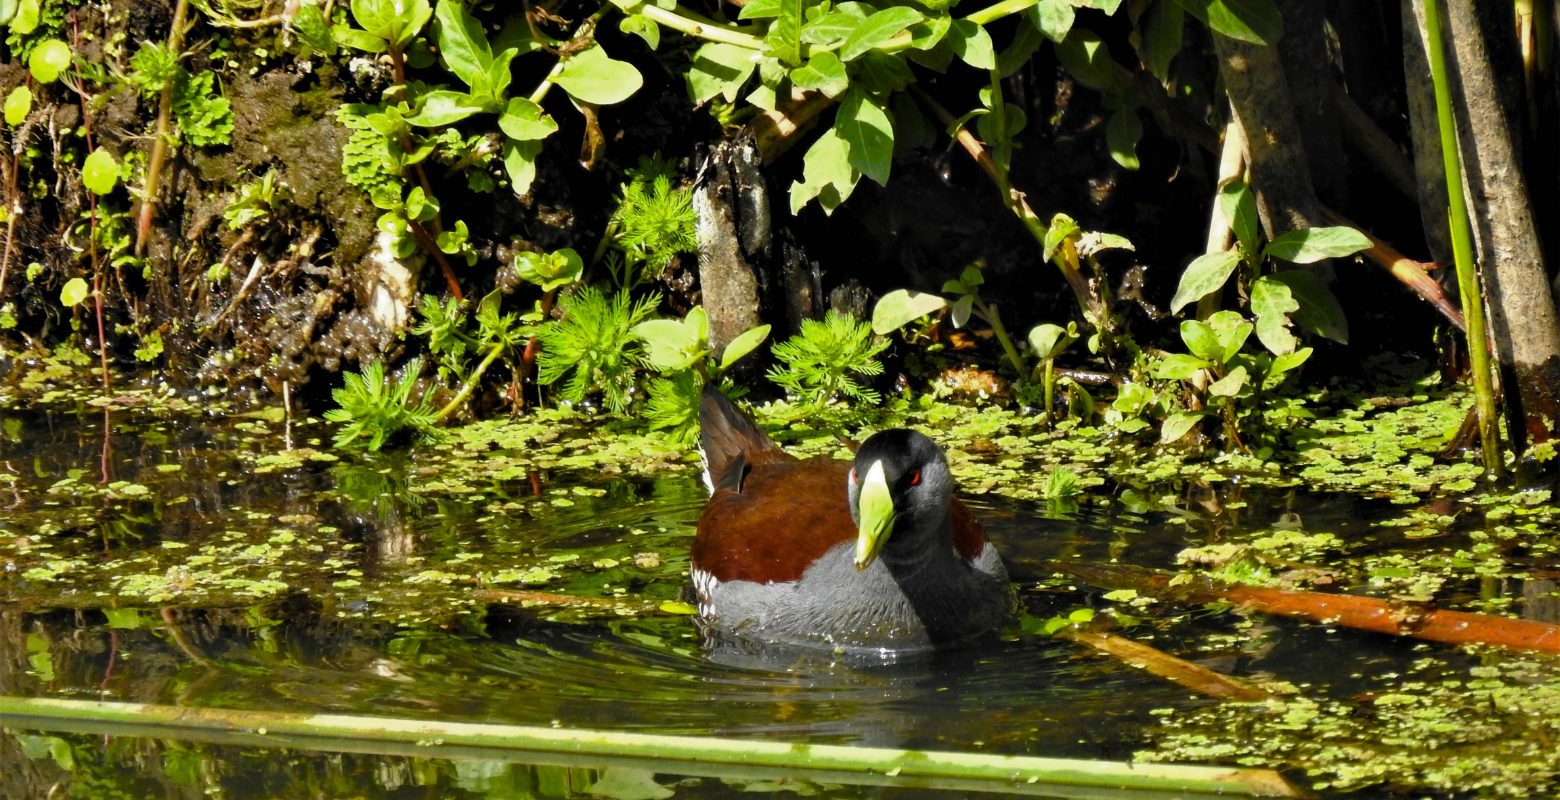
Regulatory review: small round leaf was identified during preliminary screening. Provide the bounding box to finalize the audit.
[28,39,72,84]
[81,148,120,195]
[60,277,89,307]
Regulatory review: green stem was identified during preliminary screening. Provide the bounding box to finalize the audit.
[964,0,1040,26]
[1044,359,1055,421]
[0,697,1305,798]
[1422,0,1503,477]
[435,342,506,421]
[639,4,765,50]
[973,296,1026,376]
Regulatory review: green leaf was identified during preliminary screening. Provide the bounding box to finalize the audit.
[1138,0,1184,81]
[1030,0,1076,42]
[1179,320,1225,362]
[433,0,494,90]
[60,277,89,307]
[1269,270,1349,343]
[790,127,860,215]
[10,0,37,33]
[1263,225,1373,264]
[1028,322,1079,360]
[28,39,72,84]
[293,4,337,55]
[854,52,915,94]
[82,147,120,195]
[907,16,952,51]
[0,0,15,25]
[950,294,974,327]
[721,324,772,369]
[1206,310,1252,361]
[1250,275,1299,355]
[351,0,430,49]
[1160,411,1204,444]
[1208,365,1248,396]
[1171,0,1283,46]
[1268,346,1311,379]
[766,0,804,66]
[333,24,388,52]
[800,11,861,48]
[836,88,894,186]
[1169,249,1240,313]
[405,90,484,126]
[739,0,782,18]
[1219,180,1260,260]
[1043,213,1081,261]
[1055,29,1128,94]
[556,45,644,105]
[1106,108,1142,170]
[791,50,849,98]
[838,6,924,62]
[4,85,31,126]
[515,248,584,292]
[871,289,948,334]
[405,186,440,222]
[687,42,758,104]
[1153,353,1212,380]
[503,138,542,196]
[948,20,995,69]
[997,17,1045,77]
[497,97,558,141]
[619,14,660,50]
[1080,0,1125,13]
[634,318,705,372]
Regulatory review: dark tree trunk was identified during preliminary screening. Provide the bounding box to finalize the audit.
[1440,0,1560,451]
[1277,0,1348,207]
[694,134,823,378]
[1212,30,1335,283]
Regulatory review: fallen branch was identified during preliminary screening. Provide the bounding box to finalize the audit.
[1061,629,1273,701]
[1051,561,1560,655]
[1321,207,1465,331]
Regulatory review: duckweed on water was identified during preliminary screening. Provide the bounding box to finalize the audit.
[1138,655,1560,796]
[5,360,1560,797]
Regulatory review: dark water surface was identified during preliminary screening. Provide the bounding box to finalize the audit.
[0,405,1521,799]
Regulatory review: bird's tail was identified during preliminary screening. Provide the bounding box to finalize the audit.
[699,382,789,494]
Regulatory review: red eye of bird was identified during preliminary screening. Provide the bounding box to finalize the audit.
[906,469,921,487]
[850,469,857,485]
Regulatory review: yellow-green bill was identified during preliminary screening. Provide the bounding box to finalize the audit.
[854,460,895,571]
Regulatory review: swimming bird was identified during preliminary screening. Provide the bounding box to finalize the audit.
[691,384,1013,656]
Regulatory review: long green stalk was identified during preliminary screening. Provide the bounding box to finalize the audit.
[1420,0,1502,476]
[434,343,505,421]
[0,697,1303,798]
[641,5,764,50]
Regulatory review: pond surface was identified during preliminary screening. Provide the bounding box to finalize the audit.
[2,396,1557,799]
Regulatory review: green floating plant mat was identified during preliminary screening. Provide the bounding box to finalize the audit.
[1,697,1303,799]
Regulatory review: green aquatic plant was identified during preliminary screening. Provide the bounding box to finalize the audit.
[126,42,234,148]
[325,357,438,451]
[222,170,286,230]
[632,306,769,445]
[615,173,697,276]
[769,311,888,405]
[536,286,659,413]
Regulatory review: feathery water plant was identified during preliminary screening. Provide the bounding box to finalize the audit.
[768,312,889,405]
[325,358,438,451]
[536,287,660,413]
[615,174,697,276]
